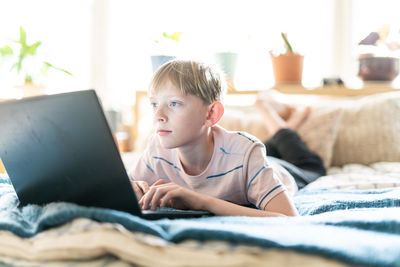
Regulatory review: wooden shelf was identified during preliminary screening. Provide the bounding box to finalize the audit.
[230,84,400,96]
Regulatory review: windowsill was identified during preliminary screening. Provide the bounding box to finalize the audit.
[227,82,400,96]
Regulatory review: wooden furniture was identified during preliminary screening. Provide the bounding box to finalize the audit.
[0,159,5,174]
[0,98,10,174]
[269,84,400,96]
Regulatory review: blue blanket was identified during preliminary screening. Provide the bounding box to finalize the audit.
[1,174,400,267]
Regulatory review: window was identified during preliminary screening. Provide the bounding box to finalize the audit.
[107,0,334,106]
[1,0,399,105]
[0,0,92,97]
[349,0,400,87]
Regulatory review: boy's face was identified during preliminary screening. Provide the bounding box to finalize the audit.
[149,80,210,149]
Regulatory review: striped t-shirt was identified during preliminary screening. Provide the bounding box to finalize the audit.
[130,125,297,210]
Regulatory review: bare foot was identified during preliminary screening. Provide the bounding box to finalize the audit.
[256,92,293,120]
[254,98,288,136]
[286,106,311,130]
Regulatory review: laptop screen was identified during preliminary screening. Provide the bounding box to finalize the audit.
[0,90,140,214]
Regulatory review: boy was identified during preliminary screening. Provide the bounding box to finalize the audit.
[130,60,299,217]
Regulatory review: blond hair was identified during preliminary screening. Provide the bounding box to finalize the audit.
[149,60,225,105]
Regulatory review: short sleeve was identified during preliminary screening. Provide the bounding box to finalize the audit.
[245,144,286,209]
[128,148,158,185]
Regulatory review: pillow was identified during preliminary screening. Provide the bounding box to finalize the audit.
[297,107,343,168]
[331,91,400,166]
[219,104,343,168]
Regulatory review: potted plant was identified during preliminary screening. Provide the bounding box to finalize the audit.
[0,26,72,97]
[270,32,304,85]
[357,25,400,82]
[150,32,182,72]
[214,51,238,92]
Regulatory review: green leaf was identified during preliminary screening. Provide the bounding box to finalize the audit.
[24,74,33,83]
[26,41,41,56]
[0,45,13,56]
[281,32,293,53]
[10,62,18,71]
[3,27,72,81]
[43,61,73,76]
[162,32,182,42]
[16,55,24,72]
[19,26,27,46]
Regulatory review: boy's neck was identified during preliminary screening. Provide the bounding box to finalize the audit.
[177,128,214,176]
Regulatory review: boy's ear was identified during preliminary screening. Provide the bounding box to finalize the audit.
[205,101,224,127]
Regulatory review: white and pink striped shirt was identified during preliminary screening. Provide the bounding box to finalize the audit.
[130,125,297,209]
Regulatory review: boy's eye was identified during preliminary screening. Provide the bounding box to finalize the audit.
[150,102,158,108]
[170,101,180,107]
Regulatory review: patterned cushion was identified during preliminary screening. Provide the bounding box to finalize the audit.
[219,105,343,168]
[331,91,400,166]
[297,107,343,168]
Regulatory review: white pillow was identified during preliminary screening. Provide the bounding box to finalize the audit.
[331,91,400,166]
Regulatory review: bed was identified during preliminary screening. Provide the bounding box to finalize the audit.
[1,86,400,266]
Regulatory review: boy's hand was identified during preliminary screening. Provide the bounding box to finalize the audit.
[131,181,150,200]
[139,179,206,211]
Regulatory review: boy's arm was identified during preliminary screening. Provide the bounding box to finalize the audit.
[201,192,296,217]
[244,144,299,216]
[263,190,299,216]
[140,179,296,217]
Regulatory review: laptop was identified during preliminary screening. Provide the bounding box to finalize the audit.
[0,90,212,220]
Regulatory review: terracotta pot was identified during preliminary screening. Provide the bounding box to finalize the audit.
[14,82,44,97]
[270,53,304,84]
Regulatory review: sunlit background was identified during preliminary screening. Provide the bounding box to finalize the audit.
[1,0,399,110]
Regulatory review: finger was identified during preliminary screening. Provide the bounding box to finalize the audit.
[143,180,166,209]
[152,179,165,187]
[150,186,170,211]
[141,180,164,209]
[159,190,175,208]
[139,194,144,206]
[141,187,156,210]
[138,181,150,194]
[138,188,154,205]
[132,183,143,199]
[160,186,183,207]
[142,181,172,209]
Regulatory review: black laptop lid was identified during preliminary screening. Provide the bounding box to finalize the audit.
[0,90,140,215]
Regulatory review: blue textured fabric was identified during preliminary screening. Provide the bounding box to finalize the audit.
[1,174,400,267]
[294,187,400,215]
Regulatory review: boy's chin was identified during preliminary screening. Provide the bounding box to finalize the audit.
[158,137,179,150]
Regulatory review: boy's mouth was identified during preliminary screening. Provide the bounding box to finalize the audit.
[157,129,172,136]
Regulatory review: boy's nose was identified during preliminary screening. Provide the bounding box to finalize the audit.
[154,107,167,122]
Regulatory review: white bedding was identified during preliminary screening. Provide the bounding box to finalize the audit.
[0,218,346,267]
[305,162,400,190]
[1,161,399,266]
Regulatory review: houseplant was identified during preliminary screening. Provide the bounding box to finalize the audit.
[270,32,304,85]
[214,51,238,92]
[357,25,400,81]
[150,32,182,72]
[0,27,72,96]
